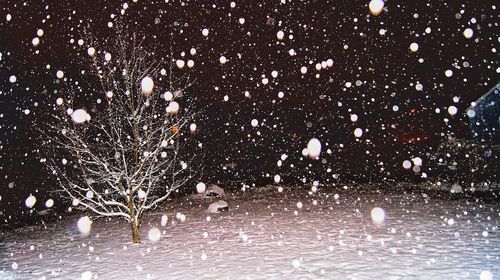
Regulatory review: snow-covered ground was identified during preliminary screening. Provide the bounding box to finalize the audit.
[1,185,498,280]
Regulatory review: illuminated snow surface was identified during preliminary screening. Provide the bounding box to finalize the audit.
[1,186,498,280]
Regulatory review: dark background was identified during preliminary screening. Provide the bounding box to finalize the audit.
[0,0,498,225]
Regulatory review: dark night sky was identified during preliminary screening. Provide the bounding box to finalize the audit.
[0,0,499,221]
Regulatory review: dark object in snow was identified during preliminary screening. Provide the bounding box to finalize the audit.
[207,200,229,213]
[467,82,499,144]
[205,185,225,197]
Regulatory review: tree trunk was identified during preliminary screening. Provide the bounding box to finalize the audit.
[128,189,141,243]
[130,219,141,243]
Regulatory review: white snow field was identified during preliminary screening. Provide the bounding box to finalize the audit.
[1,185,498,280]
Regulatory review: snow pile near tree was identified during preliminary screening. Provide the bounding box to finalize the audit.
[204,184,225,197]
[0,185,498,280]
[207,200,228,213]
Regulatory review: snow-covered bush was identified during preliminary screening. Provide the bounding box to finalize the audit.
[39,27,197,243]
[431,137,498,184]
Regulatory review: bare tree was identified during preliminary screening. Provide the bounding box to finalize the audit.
[40,28,196,243]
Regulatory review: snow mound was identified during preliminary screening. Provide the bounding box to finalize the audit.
[205,185,225,197]
[207,200,229,213]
